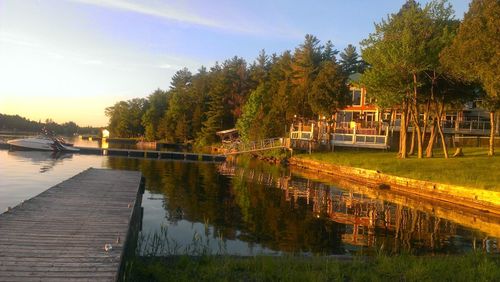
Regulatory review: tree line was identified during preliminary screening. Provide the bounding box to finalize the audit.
[0,113,99,135]
[105,0,499,156]
[105,35,363,146]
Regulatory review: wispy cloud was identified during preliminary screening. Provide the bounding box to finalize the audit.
[70,0,226,29]
[67,0,302,38]
[0,31,105,67]
[0,32,42,48]
[79,59,103,65]
[158,63,181,70]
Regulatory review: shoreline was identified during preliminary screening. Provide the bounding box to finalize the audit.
[288,157,500,215]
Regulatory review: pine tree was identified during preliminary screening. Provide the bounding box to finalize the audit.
[322,40,338,62]
[142,89,168,141]
[162,68,193,142]
[309,61,349,116]
[197,64,225,146]
[339,44,365,75]
[291,34,323,118]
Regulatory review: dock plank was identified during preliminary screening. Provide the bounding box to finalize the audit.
[0,168,143,282]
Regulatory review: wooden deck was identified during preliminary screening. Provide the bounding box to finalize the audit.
[0,168,144,281]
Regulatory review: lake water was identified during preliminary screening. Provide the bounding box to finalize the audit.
[0,146,499,256]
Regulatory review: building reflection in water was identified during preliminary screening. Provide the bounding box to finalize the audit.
[103,156,498,256]
[218,161,500,255]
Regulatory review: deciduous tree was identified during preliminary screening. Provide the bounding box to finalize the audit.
[441,0,500,156]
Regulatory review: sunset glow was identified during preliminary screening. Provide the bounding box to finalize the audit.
[0,0,470,126]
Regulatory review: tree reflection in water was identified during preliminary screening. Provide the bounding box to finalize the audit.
[104,156,499,256]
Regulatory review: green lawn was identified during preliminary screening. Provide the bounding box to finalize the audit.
[127,254,500,282]
[295,148,500,190]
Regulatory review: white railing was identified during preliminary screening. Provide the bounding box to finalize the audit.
[442,120,492,134]
[290,130,313,140]
[392,120,493,135]
[331,128,389,149]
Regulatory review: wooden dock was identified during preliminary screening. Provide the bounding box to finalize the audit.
[76,147,226,162]
[0,168,144,281]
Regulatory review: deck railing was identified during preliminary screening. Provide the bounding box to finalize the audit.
[331,127,389,149]
[442,120,492,134]
[290,131,313,140]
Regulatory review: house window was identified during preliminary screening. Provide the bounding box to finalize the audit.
[353,111,361,121]
[343,112,353,123]
[364,95,373,105]
[352,90,361,106]
[383,112,391,122]
[365,112,375,122]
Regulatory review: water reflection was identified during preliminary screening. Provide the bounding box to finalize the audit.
[7,150,73,173]
[103,156,499,256]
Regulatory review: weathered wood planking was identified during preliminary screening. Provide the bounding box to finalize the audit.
[0,168,144,282]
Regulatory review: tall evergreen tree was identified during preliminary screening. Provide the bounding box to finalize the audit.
[310,61,349,116]
[291,34,323,118]
[142,89,168,141]
[190,66,210,140]
[197,64,225,146]
[162,68,193,142]
[264,51,294,137]
[322,40,338,62]
[339,44,365,75]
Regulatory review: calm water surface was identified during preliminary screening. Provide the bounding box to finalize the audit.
[0,148,499,256]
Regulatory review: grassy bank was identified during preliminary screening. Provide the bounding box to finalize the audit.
[127,254,500,281]
[294,148,500,190]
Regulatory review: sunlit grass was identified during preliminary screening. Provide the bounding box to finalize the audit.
[295,147,500,190]
[126,253,500,281]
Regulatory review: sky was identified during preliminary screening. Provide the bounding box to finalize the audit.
[0,0,471,127]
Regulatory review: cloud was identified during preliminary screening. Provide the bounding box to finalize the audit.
[71,0,226,29]
[0,32,42,48]
[0,31,107,68]
[67,0,301,38]
[158,64,179,70]
[79,59,103,65]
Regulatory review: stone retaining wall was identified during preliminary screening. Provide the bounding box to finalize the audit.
[289,157,500,214]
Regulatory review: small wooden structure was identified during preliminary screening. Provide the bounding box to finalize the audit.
[216,128,239,143]
[0,168,144,281]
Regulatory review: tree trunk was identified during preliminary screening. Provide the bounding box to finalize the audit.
[422,99,431,149]
[426,117,437,158]
[414,118,423,158]
[398,102,409,159]
[412,73,423,158]
[489,111,495,156]
[453,147,463,157]
[436,101,448,159]
[409,126,415,155]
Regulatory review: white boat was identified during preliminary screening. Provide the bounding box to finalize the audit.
[7,135,79,152]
